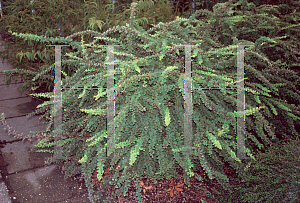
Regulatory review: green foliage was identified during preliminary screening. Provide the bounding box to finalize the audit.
[0,0,177,95]
[0,0,300,202]
[219,137,300,202]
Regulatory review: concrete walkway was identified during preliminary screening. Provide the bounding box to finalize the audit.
[0,34,91,202]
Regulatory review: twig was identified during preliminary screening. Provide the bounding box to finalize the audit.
[174,0,181,20]
[212,0,234,39]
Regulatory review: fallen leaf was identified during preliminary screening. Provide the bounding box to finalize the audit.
[144,186,153,190]
[175,183,184,188]
[170,180,176,186]
[140,180,154,194]
[169,179,184,197]
[170,188,174,197]
[175,187,183,192]
[103,167,110,177]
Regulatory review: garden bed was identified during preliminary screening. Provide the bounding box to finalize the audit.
[70,156,240,203]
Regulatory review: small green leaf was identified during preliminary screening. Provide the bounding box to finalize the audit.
[135,66,141,73]
[25,52,30,60]
[129,137,144,166]
[80,108,107,116]
[78,87,86,99]
[198,55,203,65]
[162,66,178,76]
[44,52,50,61]
[96,154,105,181]
[217,129,225,137]
[37,50,42,60]
[159,53,165,61]
[222,124,229,132]
[228,149,241,163]
[196,175,202,181]
[142,81,147,88]
[133,60,141,73]
[192,48,199,57]
[142,17,148,24]
[94,88,106,100]
[78,154,88,163]
[165,107,171,126]
[207,132,222,150]
[20,55,23,63]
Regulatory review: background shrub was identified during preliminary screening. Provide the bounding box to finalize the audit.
[219,137,300,202]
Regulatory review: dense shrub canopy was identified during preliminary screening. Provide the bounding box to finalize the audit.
[225,137,300,202]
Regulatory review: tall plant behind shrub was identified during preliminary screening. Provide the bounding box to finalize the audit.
[0,0,177,95]
[0,0,300,202]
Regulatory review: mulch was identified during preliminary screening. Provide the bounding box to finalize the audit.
[72,156,242,203]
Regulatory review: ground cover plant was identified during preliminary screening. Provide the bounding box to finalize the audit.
[0,0,300,202]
